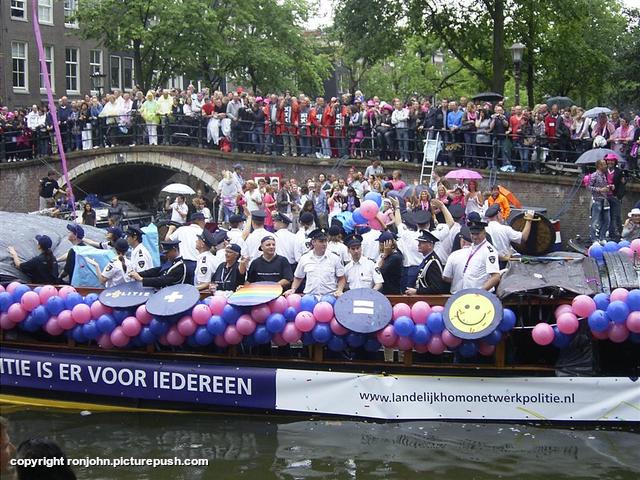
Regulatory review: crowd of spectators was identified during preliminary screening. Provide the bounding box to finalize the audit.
[1,86,639,172]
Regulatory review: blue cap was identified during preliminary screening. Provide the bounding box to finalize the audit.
[308,228,328,240]
[412,210,431,226]
[66,223,85,239]
[198,230,216,248]
[190,212,205,222]
[300,212,314,224]
[376,231,397,242]
[251,210,266,220]
[114,238,130,253]
[273,212,291,225]
[35,234,52,250]
[160,240,180,252]
[107,227,124,238]
[417,230,439,243]
[485,204,500,218]
[345,235,363,247]
[226,243,241,254]
[126,226,144,239]
[229,214,244,224]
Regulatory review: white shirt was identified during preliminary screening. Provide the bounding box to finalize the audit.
[26,111,40,130]
[361,229,381,261]
[131,243,153,273]
[195,251,221,285]
[244,190,262,211]
[226,228,245,248]
[435,222,460,264]
[485,220,522,257]
[345,257,383,290]
[275,228,299,263]
[294,251,345,295]
[327,241,350,264]
[295,227,313,260]
[169,224,203,261]
[170,201,188,224]
[101,257,134,288]
[200,207,212,221]
[442,246,470,294]
[242,227,270,261]
[461,240,500,290]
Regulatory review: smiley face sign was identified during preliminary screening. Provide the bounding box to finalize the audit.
[443,288,503,340]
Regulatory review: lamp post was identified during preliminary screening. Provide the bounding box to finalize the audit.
[90,71,106,100]
[432,50,444,105]
[510,42,525,106]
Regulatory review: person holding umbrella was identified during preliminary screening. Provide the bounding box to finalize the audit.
[588,159,611,243]
[604,153,626,242]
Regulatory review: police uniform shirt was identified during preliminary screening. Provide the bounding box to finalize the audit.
[435,222,460,264]
[274,228,299,264]
[442,246,470,294]
[195,251,221,285]
[247,254,293,284]
[461,241,500,290]
[131,243,153,273]
[327,241,350,264]
[226,228,245,248]
[361,229,381,261]
[345,257,383,290]
[294,227,312,260]
[396,224,424,267]
[485,221,522,256]
[242,227,270,261]
[415,251,448,294]
[294,251,345,296]
[102,257,134,288]
[169,224,203,261]
[140,257,186,288]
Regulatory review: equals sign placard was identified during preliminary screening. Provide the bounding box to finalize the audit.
[353,300,375,315]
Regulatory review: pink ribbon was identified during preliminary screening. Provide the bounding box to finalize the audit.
[30,0,75,209]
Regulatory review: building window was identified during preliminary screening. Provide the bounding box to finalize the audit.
[64,0,79,28]
[39,45,55,92]
[65,48,79,92]
[38,0,53,24]
[123,58,134,90]
[12,41,28,91]
[90,50,103,75]
[110,55,122,90]
[11,0,26,20]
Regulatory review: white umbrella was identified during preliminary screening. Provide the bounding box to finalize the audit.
[575,148,621,164]
[161,183,196,195]
[583,107,611,118]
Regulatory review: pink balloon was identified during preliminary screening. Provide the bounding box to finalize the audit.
[411,301,431,324]
[71,303,92,325]
[287,294,302,310]
[441,329,462,348]
[97,333,113,349]
[44,317,64,336]
[90,301,112,319]
[532,323,554,346]
[20,291,41,312]
[367,217,385,231]
[191,304,211,326]
[58,285,77,299]
[397,336,414,351]
[631,238,640,254]
[0,284,4,293]
[158,334,169,346]
[223,325,243,345]
[627,311,640,333]
[282,323,302,343]
[610,288,629,303]
[294,311,316,332]
[571,295,596,318]
[414,343,429,353]
[7,304,27,323]
[272,332,288,346]
[209,295,228,316]
[38,285,58,304]
[235,315,257,335]
[360,200,379,220]
[619,247,633,259]
[608,323,629,343]
[110,326,130,347]
[478,342,496,356]
[135,305,154,325]
[313,302,334,323]
[554,304,573,318]
[330,317,348,335]
[214,335,228,348]
[556,312,579,335]
[57,310,75,330]
[251,304,272,324]
[592,329,610,340]
[6,282,20,294]
[121,317,142,337]
[427,335,446,355]
[0,313,16,330]
[176,316,197,337]
[268,296,288,314]
[166,327,185,346]
[431,305,444,313]
[376,325,397,347]
[392,303,411,320]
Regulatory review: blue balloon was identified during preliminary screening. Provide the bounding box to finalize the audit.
[320,295,337,306]
[96,314,117,334]
[254,325,272,344]
[45,296,65,316]
[202,296,213,306]
[593,293,610,311]
[221,304,242,324]
[364,191,383,207]
[139,326,156,345]
[72,325,87,343]
[112,309,129,323]
[186,336,199,348]
[300,295,317,313]
[31,305,49,326]
[194,326,214,346]
[427,312,445,333]
[33,286,42,294]
[588,310,609,332]
[459,341,478,358]
[394,316,415,337]
[82,321,98,340]
[84,293,99,305]
[626,289,640,312]
[302,332,315,345]
[552,326,573,349]
[603,241,619,252]
[149,318,169,336]
[618,240,631,248]
[482,329,503,346]
[346,333,366,348]
[364,338,381,352]
[352,208,367,225]
[606,300,629,324]
[12,284,31,303]
[283,306,298,321]
[499,308,517,332]
[266,313,286,333]
[64,292,83,310]
[0,292,12,312]
[21,316,40,333]
[411,324,431,345]
[328,335,346,352]
[242,335,256,348]
[312,323,332,343]
[206,315,226,335]
[589,244,604,260]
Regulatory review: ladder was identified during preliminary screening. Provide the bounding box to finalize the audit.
[420,132,441,186]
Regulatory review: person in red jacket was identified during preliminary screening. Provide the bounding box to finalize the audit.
[544,103,560,147]
[299,97,313,157]
[333,95,349,159]
[282,93,299,157]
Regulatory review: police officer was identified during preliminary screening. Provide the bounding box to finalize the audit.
[295,211,315,258]
[167,212,205,284]
[129,240,186,288]
[226,214,245,247]
[442,226,473,294]
[484,203,534,267]
[87,238,133,288]
[377,231,404,295]
[211,244,247,292]
[242,210,270,261]
[7,234,59,284]
[463,216,501,291]
[84,226,124,251]
[405,230,448,295]
[273,212,299,267]
[126,227,153,273]
[344,235,383,290]
[285,228,346,297]
[195,229,221,290]
[246,236,293,288]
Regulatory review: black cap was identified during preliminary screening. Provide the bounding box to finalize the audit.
[35,234,53,250]
[66,223,85,239]
[467,218,488,231]
[114,238,130,253]
[417,230,439,243]
[190,212,206,222]
[328,225,343,237]
[126,227,144,239]
[300,212,314,224]
[448,204,465,220]
[251,210,266,220]
[107,226,124,238]
[485,204,500,218]
[308,228,328,240]
[213,230,230,246]
[273,212,291,225]
[458,226,472,242]
[467,211,482,223]
[376,231,397,242]
[229,214,244,224]
[197,230,216,248]
[226,243,241,254]
[160,240,180,252]
[413,210,432,226]
[258,235,276,251]
[345,235,363,247]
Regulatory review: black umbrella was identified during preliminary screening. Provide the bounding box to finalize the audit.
[546,96,574,109]
[471,92,504,102]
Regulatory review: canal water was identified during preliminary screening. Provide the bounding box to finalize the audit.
[2,408,638,479]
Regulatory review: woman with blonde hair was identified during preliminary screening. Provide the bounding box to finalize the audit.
[139,90,159,145]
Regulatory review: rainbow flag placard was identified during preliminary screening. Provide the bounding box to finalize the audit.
[227,282,283,306]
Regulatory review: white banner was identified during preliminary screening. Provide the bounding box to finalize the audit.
[275,370,640,421]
